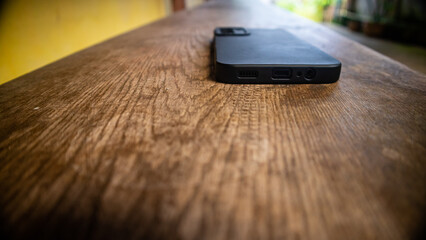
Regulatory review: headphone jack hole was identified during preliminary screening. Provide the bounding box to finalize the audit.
[304,68,316,80]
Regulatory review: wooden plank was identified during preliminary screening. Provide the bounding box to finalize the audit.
[0,0,425,239]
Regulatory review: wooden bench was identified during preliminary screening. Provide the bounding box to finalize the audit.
[0,0,425,239]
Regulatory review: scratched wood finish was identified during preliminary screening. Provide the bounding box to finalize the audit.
[0,0,425,239]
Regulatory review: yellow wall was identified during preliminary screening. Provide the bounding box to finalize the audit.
[0,0,167,85]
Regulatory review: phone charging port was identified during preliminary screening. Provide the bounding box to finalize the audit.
[272,68,292,80]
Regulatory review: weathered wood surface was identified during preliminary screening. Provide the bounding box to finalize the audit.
[0,0,425,239]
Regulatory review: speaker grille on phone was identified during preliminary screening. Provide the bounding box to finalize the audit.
[238,70,258,79]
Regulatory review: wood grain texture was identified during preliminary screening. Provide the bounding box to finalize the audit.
[1,0,425,239]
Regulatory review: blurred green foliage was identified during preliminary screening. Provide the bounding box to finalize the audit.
[276,0,336,22]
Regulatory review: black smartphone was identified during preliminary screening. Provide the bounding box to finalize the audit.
[212,27,341,84]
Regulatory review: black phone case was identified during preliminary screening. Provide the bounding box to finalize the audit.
[212,28,341,84]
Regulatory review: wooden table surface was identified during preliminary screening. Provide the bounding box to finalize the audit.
[1,0,425,239]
